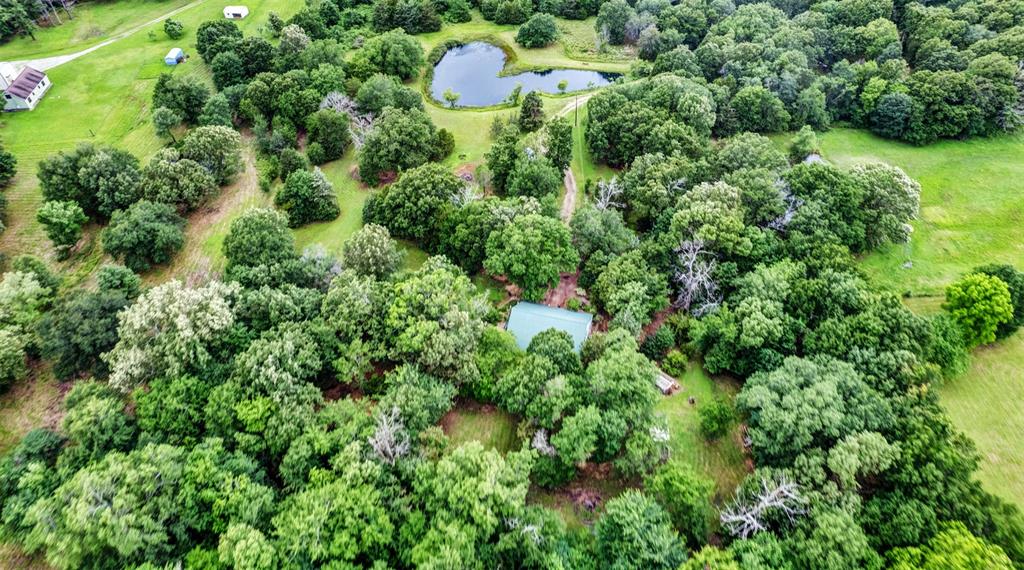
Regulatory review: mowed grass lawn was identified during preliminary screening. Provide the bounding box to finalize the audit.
[0,0,198,60]
[655,361,748,502]
[441,401,519,453]
[819,128,1024,297]
[938,332,1024,506]
[0,0,303,265]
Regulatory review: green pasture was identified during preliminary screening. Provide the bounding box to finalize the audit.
[819,128,1024,297]
[939,332,1024,506]
[0,0,303,266]
[0,0,197,60]
[820,129,1024,507]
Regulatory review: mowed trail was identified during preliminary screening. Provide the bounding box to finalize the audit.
[554,94,591,223]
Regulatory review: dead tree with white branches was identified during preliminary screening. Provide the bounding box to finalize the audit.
[766,180,804,231]
[368,406,410,466]
[595,177,624,210]
[720,475,807,539]
[320,92,374,148]
[531,429,557,457]
[673,240,721,316]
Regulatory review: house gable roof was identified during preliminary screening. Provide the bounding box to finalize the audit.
[5,67,46,99]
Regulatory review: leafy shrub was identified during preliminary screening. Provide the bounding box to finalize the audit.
[516,14,559,48]
[641,326,675,361]
[698,397,734,440]
[661,350,688,377]
[306,142,326,166]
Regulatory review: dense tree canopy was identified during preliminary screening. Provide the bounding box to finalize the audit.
[485,214,579,300]
[4,1,1024,568]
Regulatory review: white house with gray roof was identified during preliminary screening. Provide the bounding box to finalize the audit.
[1,65,51,111]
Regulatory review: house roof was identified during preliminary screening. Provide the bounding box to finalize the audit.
[166,48,183,58]
[5,67,45,99]
[505,302,593,353]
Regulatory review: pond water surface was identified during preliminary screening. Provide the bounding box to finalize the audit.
[430,42,620,107]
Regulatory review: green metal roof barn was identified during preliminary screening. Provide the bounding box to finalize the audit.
[505,302,593,352]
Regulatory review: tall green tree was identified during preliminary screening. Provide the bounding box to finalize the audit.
[485,214,579,300]
[594,490,686,570]
[943,272,1014,347]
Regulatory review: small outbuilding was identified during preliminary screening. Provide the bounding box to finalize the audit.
[505,302,593,353]
[223,5,248,19]
[164,48,185,65]
[654,370,681,395]
[1,65,51,112]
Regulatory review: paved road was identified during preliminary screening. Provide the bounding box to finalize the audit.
[8,0,205,71]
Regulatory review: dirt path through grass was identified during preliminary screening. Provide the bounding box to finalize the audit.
[561,167,577,221]
[10,0,207,70]
[555,94,591,222]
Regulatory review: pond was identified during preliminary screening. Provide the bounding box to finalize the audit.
[430,42,620,107]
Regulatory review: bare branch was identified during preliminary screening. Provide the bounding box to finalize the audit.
[672,240,721,316]
[531,429,557,457]
[595,177,624,211]
[368,406,410,466]
[320,92,374,148]
[766,179,804,232]
[720,475,807,539]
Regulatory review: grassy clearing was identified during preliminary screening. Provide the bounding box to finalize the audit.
[938,332,1024,506]
[0,0,302,265]
[292,153,369,258]
[818,128,1024,297]
[655,361,749,502]
[415,13,632,75]
[146,139,272,283]
[441,401,519,453]
[0,366,63,455]
[569,100,615,191]
[0,0,198,60]
[529,475,626,531]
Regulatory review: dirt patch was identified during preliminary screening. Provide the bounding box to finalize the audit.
[639,306,677,341]
[543,271,586,309]
[455,163,477,182]
[322,382,363,402]
[560,168,578,222]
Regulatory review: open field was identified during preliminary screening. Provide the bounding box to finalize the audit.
[938,332,1024,506]
[0,0,303,266]
[0,0,198,60]
[819,128,1024,297]
[1,7,619,279]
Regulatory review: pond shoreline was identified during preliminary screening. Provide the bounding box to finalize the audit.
[424,39,621,109]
